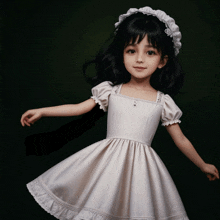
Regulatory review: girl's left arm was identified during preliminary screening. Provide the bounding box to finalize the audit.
[166,123,219,181]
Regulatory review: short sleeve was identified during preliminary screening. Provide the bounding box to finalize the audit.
[161,94,182,126]
[91,81,113,112]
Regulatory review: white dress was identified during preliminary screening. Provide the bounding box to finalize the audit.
[27,81,189,220]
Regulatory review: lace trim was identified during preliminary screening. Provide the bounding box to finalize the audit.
[91,96,107,112]
[27,177,189,220]
[161,119,181,126]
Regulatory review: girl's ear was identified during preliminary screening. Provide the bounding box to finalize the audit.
[158,55,168,69]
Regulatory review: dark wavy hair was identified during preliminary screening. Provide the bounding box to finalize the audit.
[83,12,184,97]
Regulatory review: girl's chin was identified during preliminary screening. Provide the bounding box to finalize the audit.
[130,75,152,81]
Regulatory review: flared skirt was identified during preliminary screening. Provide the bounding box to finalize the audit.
[27,138,189,220]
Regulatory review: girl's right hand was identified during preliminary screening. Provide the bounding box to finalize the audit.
[201,163,219,181]
[20,109,43,127]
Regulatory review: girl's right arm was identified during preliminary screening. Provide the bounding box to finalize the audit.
[20,98,97,127]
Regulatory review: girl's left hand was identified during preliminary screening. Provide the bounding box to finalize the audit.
[201,163,219,181]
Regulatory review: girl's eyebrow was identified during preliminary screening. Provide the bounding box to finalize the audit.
[126,43,154,48]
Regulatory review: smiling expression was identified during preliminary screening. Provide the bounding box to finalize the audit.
[123,35,167,81]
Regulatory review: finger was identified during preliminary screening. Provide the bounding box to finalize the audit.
[24,121,30,127]
[21,112,30,121]
[20,119,24,126]
[212,173,217,180]
[28,114,39,124]
[22,117,30,126]
[20,117,23,126]
[24,120,31,127]
[216,169,219,179]
[21,116,26,126]
[27,118,34,124]
[211,175,215,181]
[207,174,214,181]
[208,176,214,181]
[209,174,217,181]
[211,175,216,180]
[21,114,31,125]
[211,169,219,179]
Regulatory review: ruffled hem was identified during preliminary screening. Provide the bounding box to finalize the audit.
[161,119,181,126]
[27,178,189,220]
[91,96,107,112]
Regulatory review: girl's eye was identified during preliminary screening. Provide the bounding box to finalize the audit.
[147,50,156,55]
[127,49,135,54]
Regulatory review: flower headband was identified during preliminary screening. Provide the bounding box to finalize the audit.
[114,6,182,55]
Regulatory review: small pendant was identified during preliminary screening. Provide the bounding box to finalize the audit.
[133,100,137,106]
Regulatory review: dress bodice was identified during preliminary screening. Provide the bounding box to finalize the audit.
[91,81,183,146]
[106,94,162,146]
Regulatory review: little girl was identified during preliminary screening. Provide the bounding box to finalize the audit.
[21,6,219,220]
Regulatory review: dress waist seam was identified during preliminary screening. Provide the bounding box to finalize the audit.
[106,136,151,146]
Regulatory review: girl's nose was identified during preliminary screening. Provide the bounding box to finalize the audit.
[136,53,144,63]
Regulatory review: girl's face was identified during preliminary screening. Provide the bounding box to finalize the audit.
[123,35,167,81]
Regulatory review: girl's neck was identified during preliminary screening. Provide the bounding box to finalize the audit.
[126,77,155,92]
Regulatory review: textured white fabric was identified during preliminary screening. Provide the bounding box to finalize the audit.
[161,94,182,126]
[27,81,188,220]
[91,81,113,112]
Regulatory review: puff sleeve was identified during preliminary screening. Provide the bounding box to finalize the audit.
[91,81,113,112]
[161,94,182,126]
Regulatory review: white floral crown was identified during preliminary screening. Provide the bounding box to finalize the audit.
[114,6,182,56]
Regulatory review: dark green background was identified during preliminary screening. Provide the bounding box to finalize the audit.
[1,0,220,219]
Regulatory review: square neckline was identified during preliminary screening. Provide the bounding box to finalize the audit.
[116,83,161,104]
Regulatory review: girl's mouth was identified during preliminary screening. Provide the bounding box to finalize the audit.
[133,67,146,70]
